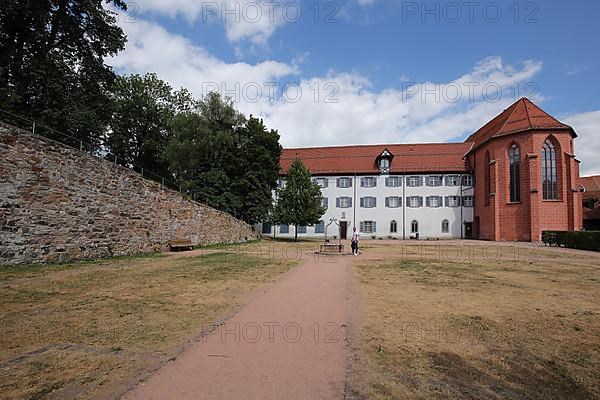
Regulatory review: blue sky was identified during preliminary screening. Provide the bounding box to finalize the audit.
[108,0,600,174]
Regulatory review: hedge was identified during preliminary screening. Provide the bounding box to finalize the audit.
[542,231,600,252]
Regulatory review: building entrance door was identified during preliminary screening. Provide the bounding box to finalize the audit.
[464,222,473,239]
[339,222,348,240]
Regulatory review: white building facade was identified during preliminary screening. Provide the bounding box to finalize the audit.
[259,144,475,240]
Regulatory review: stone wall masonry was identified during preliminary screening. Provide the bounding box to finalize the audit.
[0,123,257,266]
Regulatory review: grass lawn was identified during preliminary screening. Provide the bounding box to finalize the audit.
[0,241,302,400]
[350,241,600,399]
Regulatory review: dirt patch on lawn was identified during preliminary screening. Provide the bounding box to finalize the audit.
[348,241,600,400]
[0,242,302,400]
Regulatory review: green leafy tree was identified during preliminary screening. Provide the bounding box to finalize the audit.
[0,0,127,148]
[273,158,326,241]
[234,116,282,224]
[106,73,196,177]
[164,92,281,223]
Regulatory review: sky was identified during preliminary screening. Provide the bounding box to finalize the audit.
[106,0,600,175]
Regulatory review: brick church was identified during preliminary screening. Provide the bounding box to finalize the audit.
[267,98,582,242]
[464,98,581,241]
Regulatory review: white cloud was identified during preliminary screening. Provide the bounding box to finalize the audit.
[356,0,378,5]
[129,0,204,21]
[564,111,600,176]
[126,0,292,44]
[255,56,543,147]
[109,20,298,95]
[109,18,562,163]
[564,63,587,77]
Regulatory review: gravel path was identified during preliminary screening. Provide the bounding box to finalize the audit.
[121,253,357,400]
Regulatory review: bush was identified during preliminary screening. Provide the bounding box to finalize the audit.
[541,231,558,246]
[542,230,600,252]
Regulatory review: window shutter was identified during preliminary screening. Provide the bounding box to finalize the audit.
[336,178,341,187]
[385,197,389,208]
[360,178,364,188]
[373,221,377,233]
[373,179,377,188]
[336,197,340,208]
[360,221,364,232]
[323,179,328,188]
[419,197,423,207]
[445,197,449,207]
[385,177,390,187]
[399,197,402,207]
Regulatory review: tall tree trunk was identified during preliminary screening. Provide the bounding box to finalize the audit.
[295,225,298,242]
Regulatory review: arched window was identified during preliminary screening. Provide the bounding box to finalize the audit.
[509,144,520,202]
[542,139,558,200]
[411,220,419,233]
[484,151,491,206]
[441,219,449,233]
[390,220,397,233]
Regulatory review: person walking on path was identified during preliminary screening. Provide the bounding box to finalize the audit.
[351,227,360,256]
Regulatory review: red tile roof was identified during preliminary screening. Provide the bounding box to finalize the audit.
[581,176,600,193]
[280,142,472,175]
[581,176,600,222]
[465,98,575,151]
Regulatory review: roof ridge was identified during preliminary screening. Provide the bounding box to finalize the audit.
[522,97,571,128]
[497,98,525,135]
[523,98,533,127]
[281,152,468,159]
[464,101,517,144]
[283,142,470,151]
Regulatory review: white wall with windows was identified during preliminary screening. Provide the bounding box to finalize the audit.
[259,173,474,239]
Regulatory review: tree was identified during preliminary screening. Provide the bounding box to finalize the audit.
[0,0,127,148]
[163,92,245,213]
[233,116,281,224]
[106,73,196,178]
[163,92,281,223]
[273,158,326,241]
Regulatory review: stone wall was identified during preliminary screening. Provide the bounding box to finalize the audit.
[0,123,257,266]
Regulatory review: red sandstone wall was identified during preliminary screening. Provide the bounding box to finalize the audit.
[0,124,257,266]
[471,129,581,241]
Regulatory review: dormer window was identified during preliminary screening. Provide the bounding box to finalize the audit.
[376,148,393,174]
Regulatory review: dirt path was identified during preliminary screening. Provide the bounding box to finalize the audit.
[121,253,357,400]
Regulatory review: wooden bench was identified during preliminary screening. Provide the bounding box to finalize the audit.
[169,239,194,251]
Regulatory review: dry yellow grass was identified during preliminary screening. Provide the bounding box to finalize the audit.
[0,241,305,400]
[350,241,600,400]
